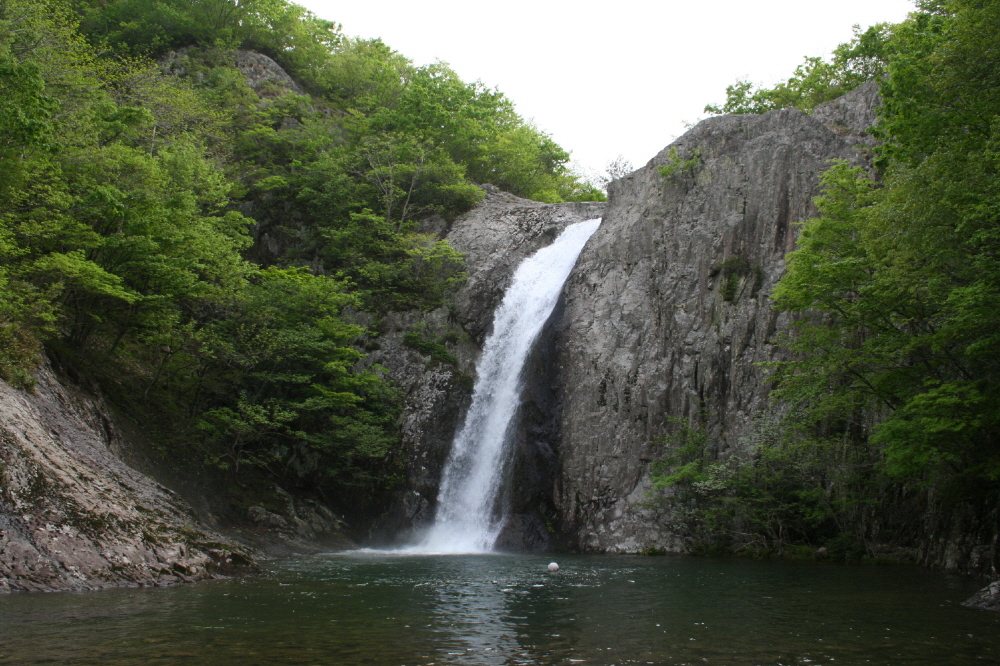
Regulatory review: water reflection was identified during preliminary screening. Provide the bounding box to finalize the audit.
[425,557,519,664]
[0,553,997,665]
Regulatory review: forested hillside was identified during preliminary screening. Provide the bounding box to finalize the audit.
[654,0,1000,564]
[3,0,997,570]
[0,0,602,522]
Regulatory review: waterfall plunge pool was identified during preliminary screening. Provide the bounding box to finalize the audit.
[2,553,997,665]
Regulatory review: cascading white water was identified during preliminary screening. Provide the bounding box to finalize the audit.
[416,218,601,553]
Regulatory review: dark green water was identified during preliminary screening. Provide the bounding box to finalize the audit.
[1,552,997,665]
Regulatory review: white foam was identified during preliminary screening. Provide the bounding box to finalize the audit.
[410,218,601,553]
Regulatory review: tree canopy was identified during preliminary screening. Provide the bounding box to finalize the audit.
[0,0,601,518]
[704,22,894,115]
[653,0,1000,558]
[773,0,1000,489]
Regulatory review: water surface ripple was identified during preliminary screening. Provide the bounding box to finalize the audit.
[1,553,996,665]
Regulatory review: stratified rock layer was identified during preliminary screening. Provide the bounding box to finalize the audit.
[0,363,255,593]
[555,86,878,552]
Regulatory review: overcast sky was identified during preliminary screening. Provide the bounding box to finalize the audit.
[297,0,915,181]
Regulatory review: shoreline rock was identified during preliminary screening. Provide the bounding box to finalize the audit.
[962,580,1000,611]
[0,360,257,593]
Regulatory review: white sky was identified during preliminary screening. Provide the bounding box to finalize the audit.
[297,0,915,181]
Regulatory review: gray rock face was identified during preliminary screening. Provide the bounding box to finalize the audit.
[0,362,255,593]
[160,48,305,97]
[963,580,1000,611]
[234,502,356,560]
[367,190,604,546]
[554,100,874,552]
[232,50,306,95]
[446,189,606,344]
[810,80,881,150]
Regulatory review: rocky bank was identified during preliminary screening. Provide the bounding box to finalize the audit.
[0,352,363,593]
[0,360,255,592]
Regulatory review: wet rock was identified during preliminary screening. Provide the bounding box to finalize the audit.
[444,192,605,344]
[367,191,604,546]
[962,580,1000,611]
[240,487,354,556]
[247,506,289,530]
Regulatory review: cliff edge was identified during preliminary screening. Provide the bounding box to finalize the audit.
[554,84,879,552]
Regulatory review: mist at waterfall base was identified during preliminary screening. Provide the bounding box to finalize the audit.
[411,218,601,554]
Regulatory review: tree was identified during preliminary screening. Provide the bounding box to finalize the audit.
[194,267,401,496]
[772,0,1000,491]
[705,23,895,115]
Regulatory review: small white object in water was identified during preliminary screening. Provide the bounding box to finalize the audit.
[547,562,559,572]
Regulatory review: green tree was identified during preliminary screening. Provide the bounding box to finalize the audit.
[194,267,401,496]
[773,0,1000,491]
[705,23,894,115]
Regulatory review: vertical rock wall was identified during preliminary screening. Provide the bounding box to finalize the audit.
[367,190,604,546]
[554,84,879,552]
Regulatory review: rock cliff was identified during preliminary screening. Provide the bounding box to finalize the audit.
[367,190,604,547]
[553,83,880,553]
[548,82,997,582]
[0,360,255,593]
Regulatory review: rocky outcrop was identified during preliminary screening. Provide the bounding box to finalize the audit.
[443,188,606,344]
[160,48,305,97]
[366,190,604,545]
[239,486,356,557]
[0,361,256,593]
[810,80,881,150]
[553,88,879,553]
[963,580,1000,611]
[233,50,306,96]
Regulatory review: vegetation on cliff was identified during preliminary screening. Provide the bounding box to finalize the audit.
[0,0,601,521]
[660,0,1000,562]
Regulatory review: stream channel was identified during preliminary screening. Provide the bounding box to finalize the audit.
[1,552,997,665]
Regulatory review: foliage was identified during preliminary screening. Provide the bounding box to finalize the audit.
[193,268,402,494]
[76,2,596,203]
[704,23,894,115]
[602,155,634,184]
[772,0,1000,496]
[657,146,701,179]
[75,0,344,84]
[0,0,598,517]
[711,255,752,302]
[402,328,458,367]
[649,416,875,560]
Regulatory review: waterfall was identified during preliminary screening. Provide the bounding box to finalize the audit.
[416,218,601,553]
